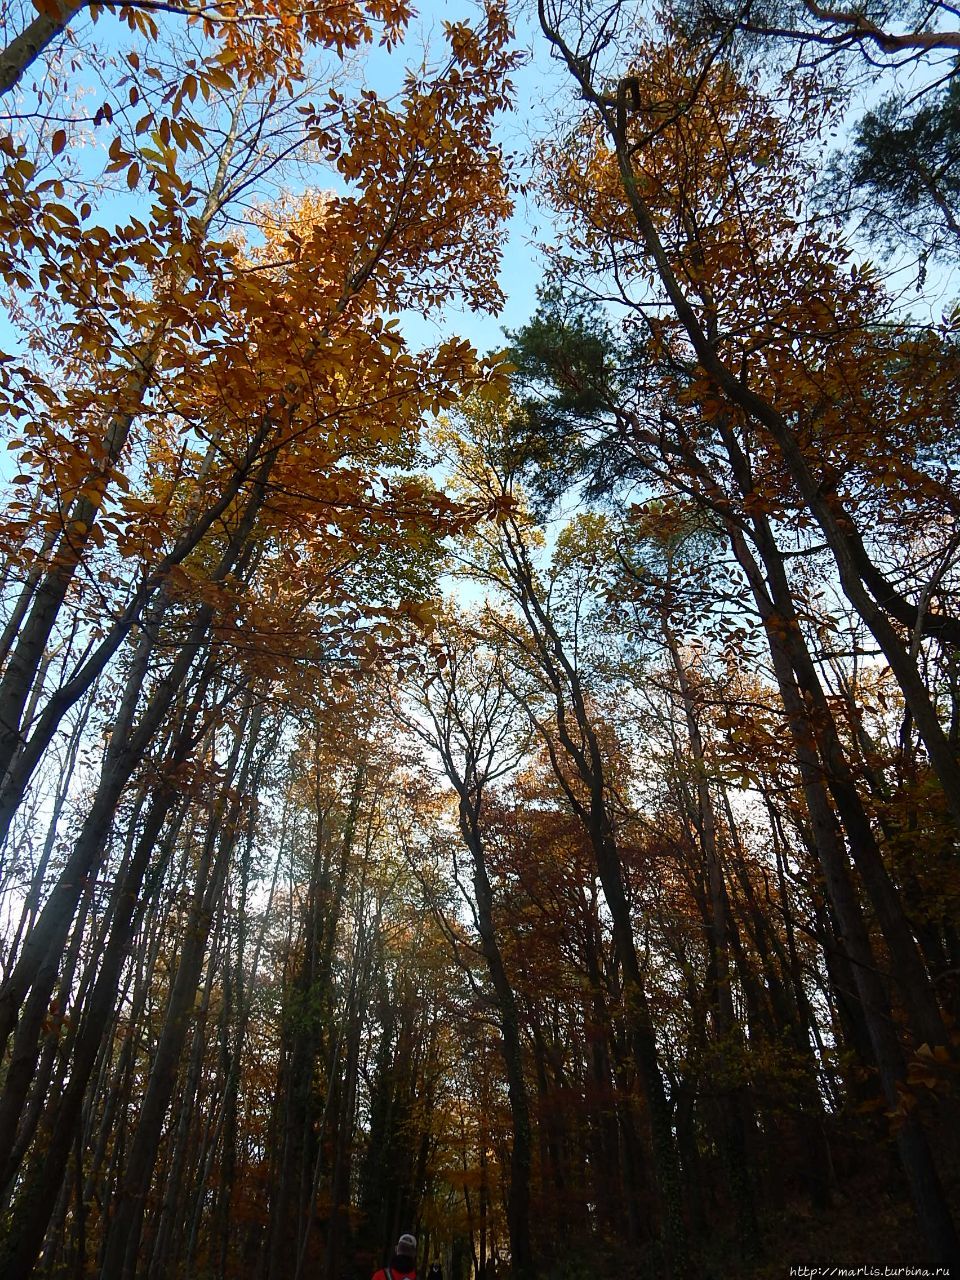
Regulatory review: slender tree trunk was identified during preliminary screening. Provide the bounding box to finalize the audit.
[662,621,758,1253]
[2,684,91,974]
[0,103,250,812]
[729,523,959,1264]
[97,704,265,1280]
[460,816,535,1280]
[732,498,949,1052]
[501,529,688,1275]
[0,708,210,1276]
[146,902,226,1280]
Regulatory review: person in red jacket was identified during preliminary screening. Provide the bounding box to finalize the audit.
[372,1233,417,1280]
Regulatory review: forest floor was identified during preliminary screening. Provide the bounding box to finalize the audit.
[747,1193,923,1279]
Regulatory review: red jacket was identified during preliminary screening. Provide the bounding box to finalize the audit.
[373,1267,415,1280]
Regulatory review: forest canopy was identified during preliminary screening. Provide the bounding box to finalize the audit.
[0,0,958,1278]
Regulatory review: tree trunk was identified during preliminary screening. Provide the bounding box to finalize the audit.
[97,704,264,1280]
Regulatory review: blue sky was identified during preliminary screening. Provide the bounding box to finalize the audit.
[0,0,549,361]
[383,0,555,357]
